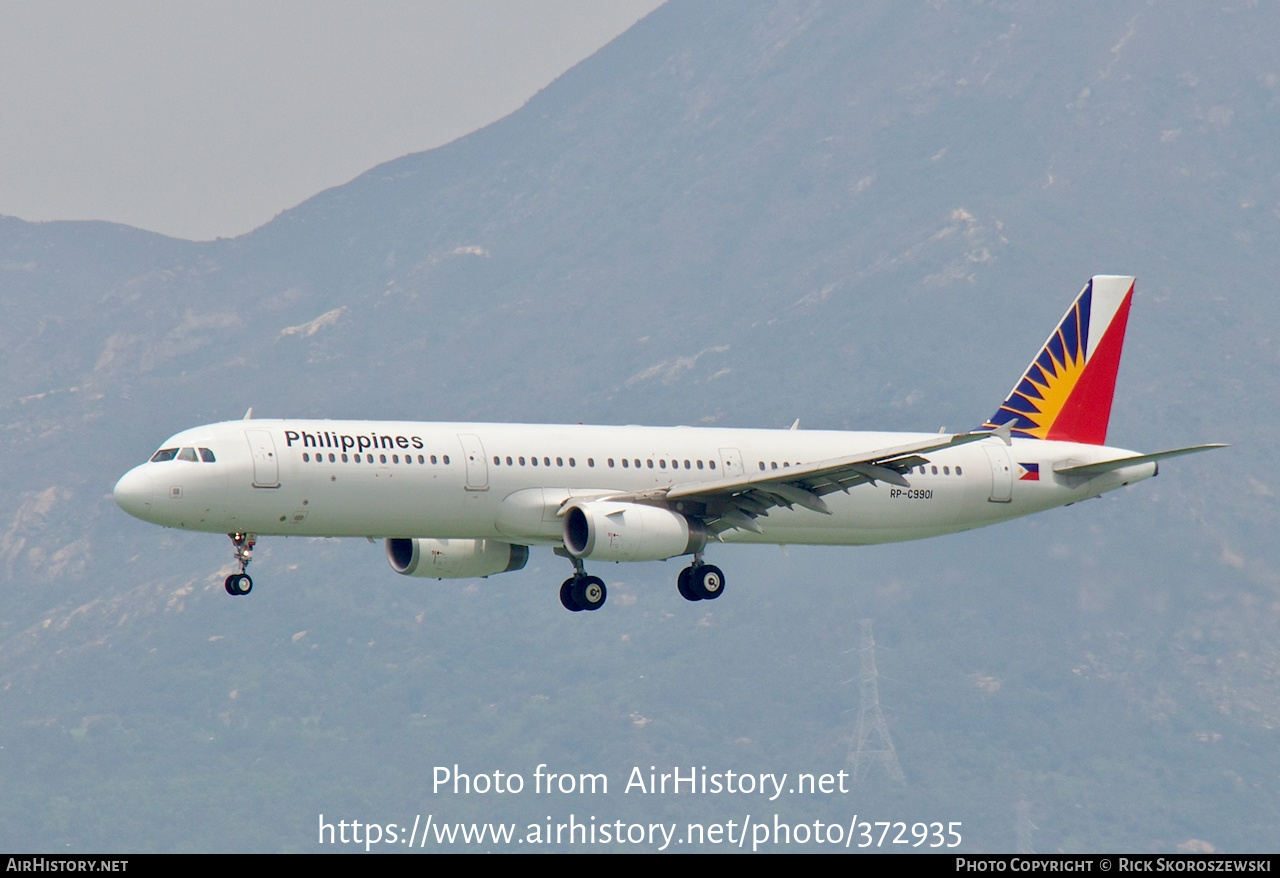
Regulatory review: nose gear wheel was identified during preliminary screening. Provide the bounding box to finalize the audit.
[224,533,257,597]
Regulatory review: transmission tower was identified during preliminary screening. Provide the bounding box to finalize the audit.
[1015,794,1036,854]
[847,619,905,784]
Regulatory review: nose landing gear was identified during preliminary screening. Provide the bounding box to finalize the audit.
[224,532,256,596]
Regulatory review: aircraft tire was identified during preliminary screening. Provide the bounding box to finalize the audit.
[677,567,700,602]
[225,573,252,596]
[691,565,724,601]
[573,575,607,611]
[559,578,584,612]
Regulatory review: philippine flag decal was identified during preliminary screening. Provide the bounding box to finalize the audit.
[1018,463,1041,481]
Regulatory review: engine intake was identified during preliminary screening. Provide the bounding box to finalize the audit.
[386,538,529,579]
[563,500,705,562]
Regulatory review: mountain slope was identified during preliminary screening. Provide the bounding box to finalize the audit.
[1,0,1276,852]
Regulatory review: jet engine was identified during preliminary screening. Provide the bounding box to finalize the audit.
[562,500,705,562]
[386,538,529,579]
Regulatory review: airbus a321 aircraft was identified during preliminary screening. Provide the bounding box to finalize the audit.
[114,276,1220,612]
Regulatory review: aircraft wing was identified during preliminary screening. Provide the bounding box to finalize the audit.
[1051,444,1227,478]
[599,428,1009,537]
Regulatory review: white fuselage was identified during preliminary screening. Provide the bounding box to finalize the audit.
[113,419,1156,548]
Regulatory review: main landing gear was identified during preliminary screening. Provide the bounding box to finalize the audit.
[559,556,607,612]
[224,532,256,596]
[555,553,726,612]
[677,558,725,602]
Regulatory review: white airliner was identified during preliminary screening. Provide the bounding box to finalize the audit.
[114,276,1220,612]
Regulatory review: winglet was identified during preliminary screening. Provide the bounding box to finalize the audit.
[984,276,1135,445]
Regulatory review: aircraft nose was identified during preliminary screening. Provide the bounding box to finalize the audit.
[113,466,155,520]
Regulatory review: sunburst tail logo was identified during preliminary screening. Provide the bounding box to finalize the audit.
[982,276,1135,445]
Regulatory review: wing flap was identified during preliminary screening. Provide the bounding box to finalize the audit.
[763,482,831,515]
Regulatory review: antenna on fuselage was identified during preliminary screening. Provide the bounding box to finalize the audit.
[243,407,254,420]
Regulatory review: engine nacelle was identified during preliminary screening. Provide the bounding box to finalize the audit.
[562,500,705,562]
[386,538,529,579]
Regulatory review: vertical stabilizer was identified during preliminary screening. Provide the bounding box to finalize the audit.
[983,276,1134,445]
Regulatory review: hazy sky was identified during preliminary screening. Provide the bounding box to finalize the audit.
[0,1,662,241]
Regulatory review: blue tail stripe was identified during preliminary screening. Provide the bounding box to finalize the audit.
[1060,305,1080,362]
[1047,331,1066,370]
[1015,377,1043,400]
[1077,282,1092,356]
[1005,395,1043,415]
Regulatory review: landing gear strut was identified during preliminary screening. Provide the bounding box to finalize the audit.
[678,555,725,602]
[557,554,607,612]
[224,532,256,596]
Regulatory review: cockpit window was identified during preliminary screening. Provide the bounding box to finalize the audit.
[199,448,216,463]
[177,447,199,462]
[150,448,179,462]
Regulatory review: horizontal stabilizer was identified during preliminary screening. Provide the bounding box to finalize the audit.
[1052,444,1227,477]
